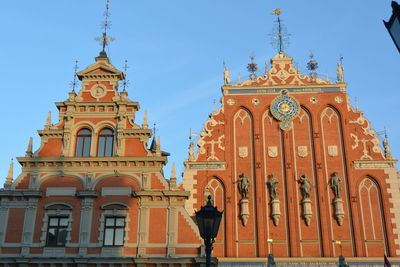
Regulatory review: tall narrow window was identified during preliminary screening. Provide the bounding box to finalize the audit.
[104,217,125,246]
[75,128,92,157]
[46,217,69,246]
[98,128,114,157]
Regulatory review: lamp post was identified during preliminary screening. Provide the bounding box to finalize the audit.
[384,1,400,53]
[195,195,223,267]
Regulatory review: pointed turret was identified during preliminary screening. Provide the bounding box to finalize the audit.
[156,136,161,156]
[142,110,148,129]
[150,136,157,151]
[25,137,33,157]
[170,162,177,190]
[4,161,14,189]
[45,111,51,129]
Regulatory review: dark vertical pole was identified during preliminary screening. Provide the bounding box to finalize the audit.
[278,16,282,53]
[205,238,212,267]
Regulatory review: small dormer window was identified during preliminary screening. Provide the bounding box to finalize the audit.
[76,128,92,157]
[98,128,114,157]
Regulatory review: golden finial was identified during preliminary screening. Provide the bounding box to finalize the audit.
[272,8,282,15]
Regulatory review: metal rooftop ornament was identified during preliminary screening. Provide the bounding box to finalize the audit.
[69,60,79,92]
[121,59,130,91]
[247,53,258,80]
[95,0,115,53]
[306,51,318,79]
[270,8,290,53]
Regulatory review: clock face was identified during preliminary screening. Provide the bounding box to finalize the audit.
[270,94,300,121]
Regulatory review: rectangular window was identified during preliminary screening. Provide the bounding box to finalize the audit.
[104,217,125,246]
[46,217,68,246]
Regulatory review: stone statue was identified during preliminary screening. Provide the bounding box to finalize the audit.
[238,173,251,199]
[336,63,344,82]
[223,67,231,85]
[330,172,342,199]
[297,174,312,200]
[188,142,195,161]
[266,173,279,200]
[383,139,393,160]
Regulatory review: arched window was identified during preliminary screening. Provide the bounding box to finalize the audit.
[97,128,114,157]
[75,128,92,157]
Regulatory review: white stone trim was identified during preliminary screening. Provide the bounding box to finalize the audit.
[101,187,132,196]
[97,208,131,247]
[385,168,400,255]
[46,187,76,196]
[39,209,73,247]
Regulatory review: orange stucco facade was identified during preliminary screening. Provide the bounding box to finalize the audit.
[1,50,400,267]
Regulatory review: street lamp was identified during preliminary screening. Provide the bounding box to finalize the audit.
[384,1,400,53]
[195,195,223,267]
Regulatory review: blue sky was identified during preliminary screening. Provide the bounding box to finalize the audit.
[0,0,398,185]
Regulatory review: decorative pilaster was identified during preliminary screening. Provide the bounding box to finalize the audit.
[21,200,38,256]
[137,205,149,257]
[29,171,38,190]
[0,205,9,253]
[79,198,94,256]
[166,206,177,257]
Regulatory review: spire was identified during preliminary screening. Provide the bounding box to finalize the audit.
[45,111,51,129]
[95,0,114,56]
[142,110,148,129]
[150,123,157,151]
[156,136,161,155]
[150,137,157,151]
[270,8,290,53]
[170,162,177,190]
[171,162,176,178]
[25,137,33,157]
[4,160,14,189]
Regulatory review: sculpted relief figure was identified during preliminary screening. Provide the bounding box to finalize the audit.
[297,174,312,200]
[330,172,342,199]
[266,173,279,200]
[238,173,251,199]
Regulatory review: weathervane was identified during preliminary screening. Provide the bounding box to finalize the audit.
[95,0,115,52]
[270,8,290,53]
[121,60,130,91]
[69,60,79,92]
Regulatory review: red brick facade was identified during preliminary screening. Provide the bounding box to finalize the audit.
[182,52,400,260]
